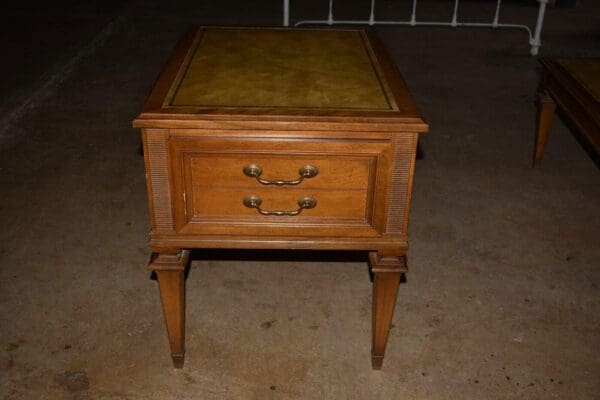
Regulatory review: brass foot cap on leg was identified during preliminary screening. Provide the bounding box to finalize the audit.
[172,354,185,369]
[371,354,384,370]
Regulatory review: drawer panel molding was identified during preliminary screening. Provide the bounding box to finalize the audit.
[168,135,394,237]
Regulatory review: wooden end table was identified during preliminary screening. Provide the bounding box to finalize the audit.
[133,26,428,369]
[534,58,600,165]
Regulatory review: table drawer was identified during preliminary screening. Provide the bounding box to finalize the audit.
[190,155,370,190]
[168,136,395,237]
[192,187,367,219]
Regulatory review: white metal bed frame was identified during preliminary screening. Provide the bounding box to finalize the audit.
[283,0,549,55]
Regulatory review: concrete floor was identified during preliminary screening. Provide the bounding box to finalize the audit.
[1,1,599,399]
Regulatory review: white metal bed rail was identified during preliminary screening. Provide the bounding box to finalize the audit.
[283,0,549,55]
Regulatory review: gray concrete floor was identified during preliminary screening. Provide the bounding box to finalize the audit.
[1,1,599,399]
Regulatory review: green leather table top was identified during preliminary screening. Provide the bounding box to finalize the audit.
[559,58,600,102]
[165,28,393,110]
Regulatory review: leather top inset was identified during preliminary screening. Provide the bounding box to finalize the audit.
[167,28,393,110]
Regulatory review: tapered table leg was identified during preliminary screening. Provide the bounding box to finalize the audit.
[369,251,407,370]
[149,250,190,368]
[534,91,556,165]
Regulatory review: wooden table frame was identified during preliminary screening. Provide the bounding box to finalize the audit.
[134,26,428,370]
[534,58,600,165]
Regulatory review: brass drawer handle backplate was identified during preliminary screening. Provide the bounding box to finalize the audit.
[243,195,317,216]
[243,164,319,186]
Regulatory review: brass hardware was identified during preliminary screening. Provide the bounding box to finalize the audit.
[243,164,318,186]
[243,195,317,216]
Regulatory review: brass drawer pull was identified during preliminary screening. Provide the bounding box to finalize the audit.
[243,195,317,216]
[243,164,318,186]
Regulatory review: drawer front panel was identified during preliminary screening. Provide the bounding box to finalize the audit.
[169,136,395,237]
[191,187,367,219]
[190,155,370,190]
